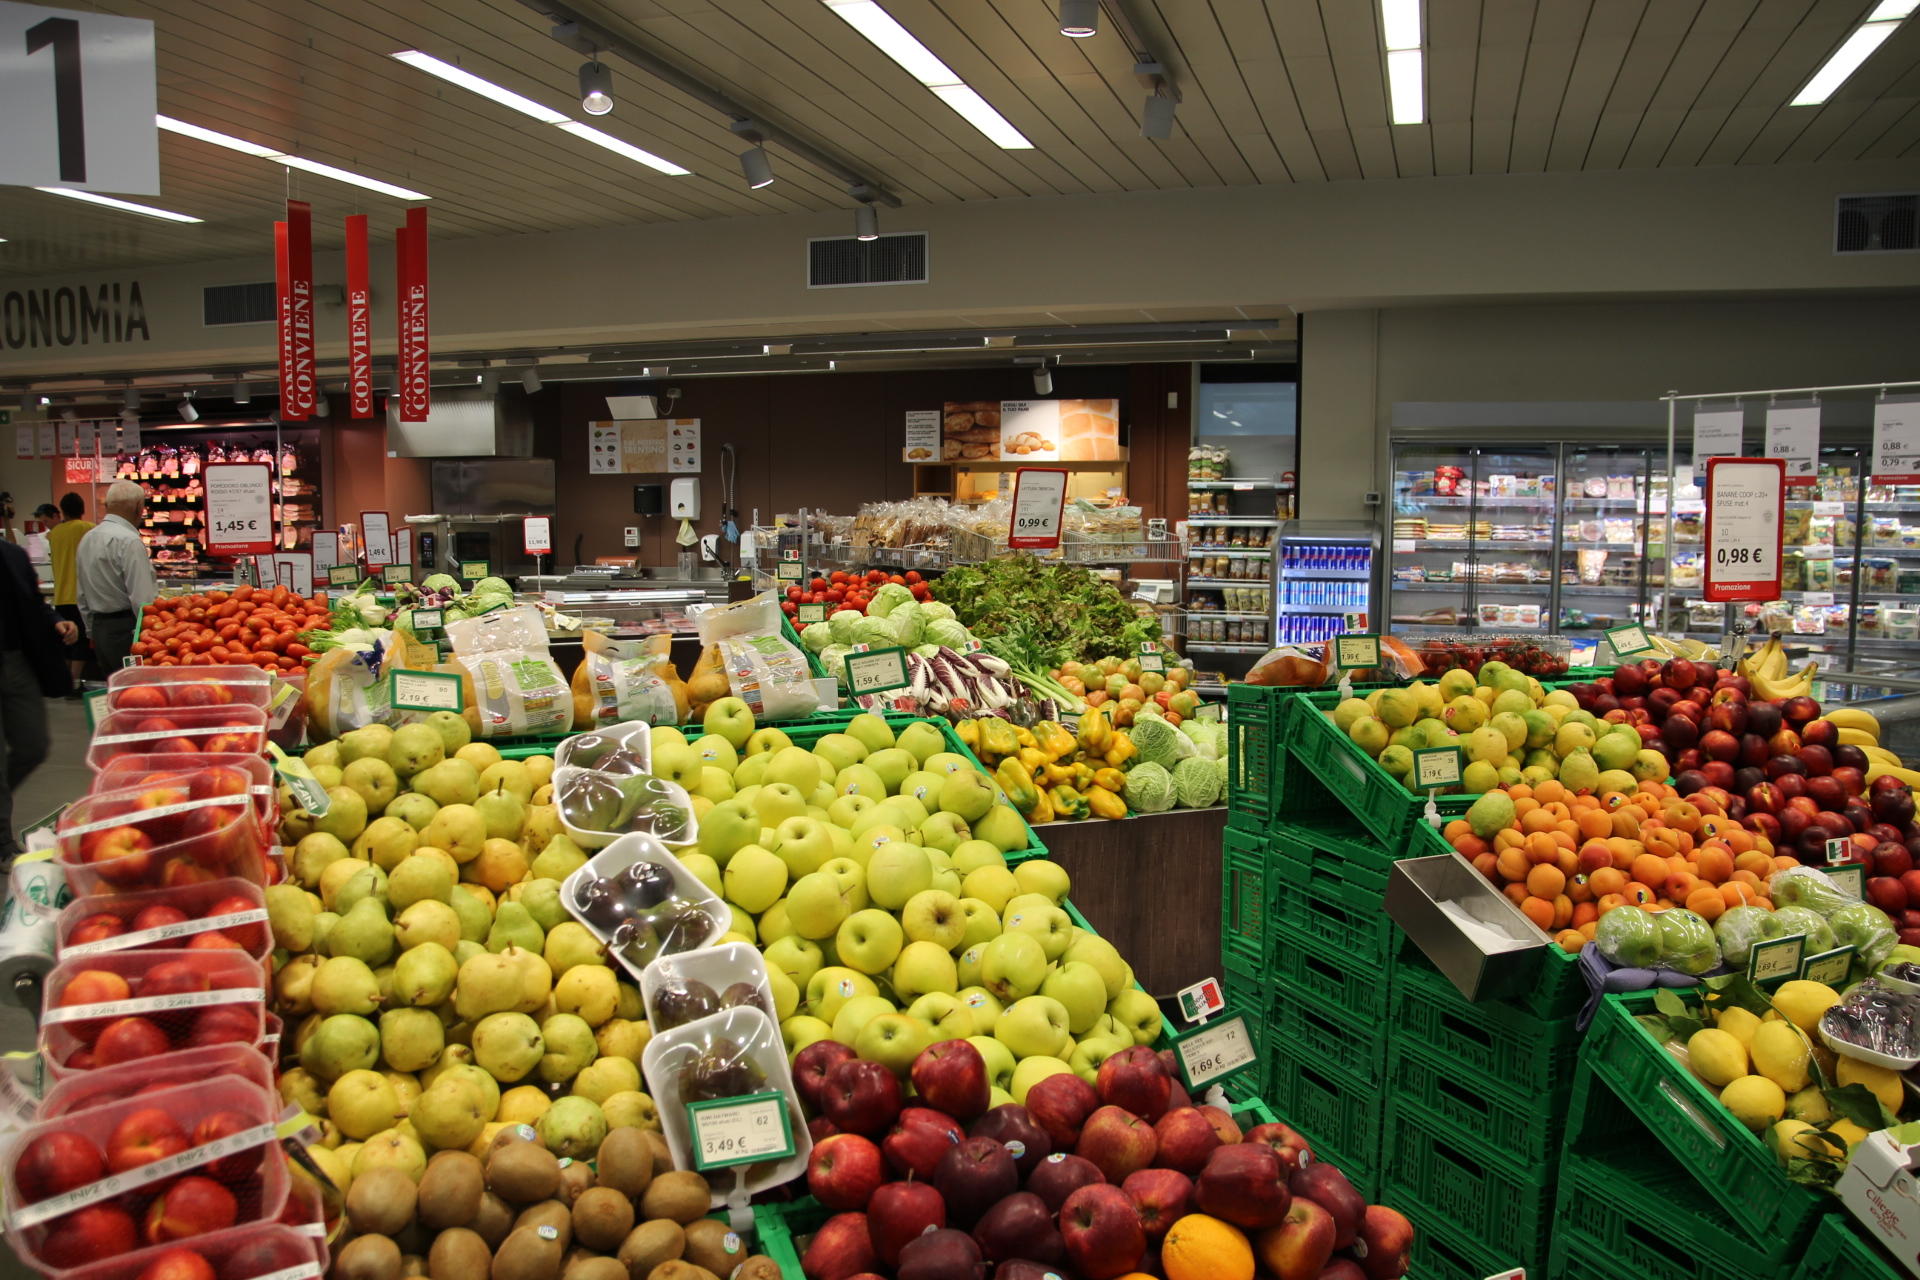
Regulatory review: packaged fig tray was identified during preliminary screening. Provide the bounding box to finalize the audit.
[56,783,272,898]
[553,721,697,851]
[641,942,778,1036]
[560,832,726,980]
[639,1004,812,1206]
[1,1075,288,1273]
[40,949,269,1078]
[57,878,270,962]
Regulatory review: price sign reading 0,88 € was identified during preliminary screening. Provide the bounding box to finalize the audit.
[1702,457,1785,603]
[203,463,275,555]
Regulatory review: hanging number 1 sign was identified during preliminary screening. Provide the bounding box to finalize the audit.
[1008,467,1068,550]
[1702,458,1785,603]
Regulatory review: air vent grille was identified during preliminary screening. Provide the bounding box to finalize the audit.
[203,281,276,326]
[1836,193,1917,254]
[809,232,927,288]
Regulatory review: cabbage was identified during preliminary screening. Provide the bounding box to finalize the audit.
[890,601,926,647]
[474,576,513,598]
[1213,757,1229,795]
[868,582,914,617]
[1180,720,1228,761]
[820,646,852,685]
[913,644,941,660]
[926,619,970,650]
[829,609,864,645]
[801,622,834,654]
[922,602,957,624]
[1129,716,1195,769]
[1172,757,1221,809]
[853,616,899,647]
[422,573,459,594]
[1124,762,1175,814]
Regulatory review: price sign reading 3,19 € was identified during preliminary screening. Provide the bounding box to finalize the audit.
[1702,458,1785,603]
[687,1092,794,1171]
[1008,467,1068,550]
[203,463,274,555]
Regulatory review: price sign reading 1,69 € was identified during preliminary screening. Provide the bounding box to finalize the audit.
[203,463,274,555]
[687,1092,794,1171]
[1008,467,1068,550]
[1702,458,1785,603]
[1170,1015,1259,1092]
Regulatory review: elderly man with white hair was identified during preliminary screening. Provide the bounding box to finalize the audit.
[76,479,158,674]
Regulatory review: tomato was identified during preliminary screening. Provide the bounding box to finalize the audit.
[780,601,798,615]
[830,570,850,585]
[828,586,846,602]
[809,577,829,593]
[888,574,906,586]
[905,571,922,584]
[286,643,310,659]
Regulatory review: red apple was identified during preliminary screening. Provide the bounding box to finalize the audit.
[1060,1183,1147,1280]
[897,1228,985,1280]
[1868,877,1909,915]
[1025,1072,1100,1148]
[868,1179,948,1268]
[1291,1161,1365,1248]
[1322,1259,1369,1280]
[967,1104,1051,1178]
[807,1116,838,1145]
[1122,1167,1193,1238]
[807,1133,885,1211]
[93,1016,171,1065]
[1027,1152,1106,1213]
[107,1107,190,1173]
[1076,1105,1159,1184]
[135,1247,218,1280]
[910,1039,989,1122]
[822,1059,903,1139]
[1196,1105,1242,1146]
[1878,842,1916,878]
[1096,1046,1173,1121]
[131,904,191,932]
[13,1131,105,1203]
[794,1038,859,1111]
[67,913,129,947]
[933,1136,1019,1228]
[1195,1142,1291,1230]
[1242,1122,1313,1178]
[1151,1107,1223,1176]
[971,1191,1065,1265]
[143,1175,237,1243]
[802,1211,881,1280]
[37,1204,138,1268]
[882,1106,964,1181]
[1253,1196,1339,1280]
[1356,1205,1416,1280]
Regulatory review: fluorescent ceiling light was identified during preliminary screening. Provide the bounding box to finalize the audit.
[277,155,429,201]
[392,51,570,123]
[1792,19,1901,105]
[1868,1,1917,19]
[1386,49,1424,124]
[1380,0,1421,51]
[157,115,280,157]
[36,187,202,223]
[824,1,1034,148]
[558,122,691,175]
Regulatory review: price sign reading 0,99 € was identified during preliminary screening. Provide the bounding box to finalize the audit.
[203,463,275,555]
[1007,467,1068,550]
[1702,457,1785,603]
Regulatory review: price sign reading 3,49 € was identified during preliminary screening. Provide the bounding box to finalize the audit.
[203,463,274,555]
[1702,458,1785,603]
[687,1092,794,1171]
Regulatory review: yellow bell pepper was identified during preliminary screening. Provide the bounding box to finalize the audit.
[1092,767,1127,793]
[1028,787,1055,824]
[1014,726,1038,750]
[1035,721,1078,761]
[956,719,981,754]
[1041,761,1076,789]
[1087,787,1128,820]
[1103,733,1138,769]
[1069,761,1095,791]
[1078,707,1112,754]
[1018,746,1049,774]
[981,718,1020,761]
[994,758,1039,814]
[1048,785,1089,820]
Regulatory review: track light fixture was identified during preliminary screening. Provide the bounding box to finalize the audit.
[1059,0,1098,37]
[1033,361,1053,396]
[123,388,140,411]
[232,380,251,403]
[119,408,138,428]
[731,120,775,189]
[522,368,543,394]
[578,60,613,116]
[59,408,77,423]
[1142,92,1176,138]
[855,203,879,240]
[177,393,199,422]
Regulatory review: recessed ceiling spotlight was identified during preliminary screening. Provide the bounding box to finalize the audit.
[579,60,614,115]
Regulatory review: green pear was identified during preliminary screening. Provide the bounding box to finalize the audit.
[425,710,471,755]
[333,864,389,916]
[392,942,458,1007]
[278,1067,326,1116]
[379,1006,446,1073]
[486,902,544,955]
[328,898,395,967]
[471,1011,543,1083]
[300,1013,381,1082]
[410,1076,488,1151]
[292,833,351,889]
[453,950,525,1022]
[353,816,419,871]
[429,1063,499,1121]
[449,885,493,943]
[266,883,317,952]
[570,1056,638,1104]
[535,1095,606,1160]
[554,964,619,1027]
[424,805,487,865]
[388,855,454,911]
[274,953,323,1014]
[311,955,382,1016]
[338,724,396,765]
[542,922,605,976]
[453,940,485,967]
[595,1019,650,1062]
[395,900,462,952]
[502,945,554,1013]
[310,911,340,955]
[387,723,446,779]
[473,790,527,842]
[386,792,440,832]
[537,1013,597,1084]
[413,760,481,808]
[523,804,562,853]
[313,786,369,844]
[305,742,343,772]
[342,757,400,817]
[328,1069,401,1140]
[352,1129,425,1183]
[601,1091,657,1132]
[517,879,568,933]
[529,834,588,882]
[478,760,534,803]
[374,964,397,1006]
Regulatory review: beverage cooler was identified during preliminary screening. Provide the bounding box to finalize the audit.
[1275,521,1377,645]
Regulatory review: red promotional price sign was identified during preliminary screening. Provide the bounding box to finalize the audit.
[1703,457,1785,603]
[204,463,275,556]
[285,199,315,419]
[524,516,552,555]
[345,214,373,418]
[1008,467,1068,550]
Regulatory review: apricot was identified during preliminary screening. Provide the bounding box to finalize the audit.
[1473,852,1499,880]
[1525,832,1560,864]
[1631,854,1672,889]
[1520,897,1554,930]
[1623,882,1657,906]
[1685,887,1726,921]
[1495,847,1530,883]
[1588,867,1627,897]
[1694,847,1734,884]
[1444,819,1473,842]
[1664,871,1700,903]
[1734,850,1773,877]
[1552,894,1574,929]
[1572,901,1598,928]
[1527,865,1567,899]
[1556,929,1585,954]
[1505,883,1531,906]
[1578,809,1613,840]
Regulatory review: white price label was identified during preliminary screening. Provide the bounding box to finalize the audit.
[1873,396,1920,483]
[1703,458,1784,603]
[1412,747,1463,790]
[1172,1016,1257,1090]
[204,462,274,553]
[312,531,340,570]
[395,527,414,569]
[1691,406,1744,460]
[688,1092,794,1170]
[361,511,392,565]
[1802,591,1835,607]
[1764,403,1821,484]
[524,516,552,555]
[1008,468,1068,550]
[1605,623,1656,656]
[39,983,261,1025]
[1747,934,1805,983]
[56,421,75,455]
[276,553,314,596]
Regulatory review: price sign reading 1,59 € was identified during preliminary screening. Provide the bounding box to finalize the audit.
[203,463,274,555]
[1702,458,1785,603]
[1008,467,1068,550]
[687,1092,794,1171]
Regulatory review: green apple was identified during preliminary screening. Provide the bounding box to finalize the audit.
[957,899,1002,950]
[996,995,1071,1061]
[848,805,896,840]
[828,824,856,863]
[781,1015,834,1059]
[697,798,762,867]
[877,794,930,833]
[891,941,959,1002]
[828,794,877,829]
[924,752,972,776]
[961,866,1020,914]
[732,754,770,788]
[694,767,736,804]
[809,786,835,812]
[958,986,1004,1033]
[785,872,853,939]
[834,764,886,799]
[951,841,1007,876]
[804,967,878,1024]
[974,804,1030,854]
[843,713,896,755]
[930,868,962,897]
[722,844,788,914]
[919,812,971,853]
[1063,934,1129,1001]
[836,909,905,975]
[820,858,870,911]
[1003,893,1054,919]
[906,992,976,1041]
[901,890,966,951]
[1107,988,1162,1045]
[733,786,762,812]
[1004,902,1073,961]
[753,783,808,829]
[1041,960,1109,1034]
[863,748,916,794]
[899,770,946,808]
[1013,860,1071,905]
[763,747,823,796]
[867,844,934,910]
[1067,1034,1131,1084]
[980,932,1048,1001]
[702,698,755,749]
[696,738,740,779]
[773,816,836,878]
[745,727,792,757]
[856,1013,934,1079]
[651,740,701,789]
[897,721,946,765]
[764,936,824,992]
[758,900,796,946]
[1084,1014,1129,1044]
[830,994,897,1047]
[988,1086,1016,1111]
[1010,1055,1075,1104]
[967,1035,1017,1092]
[938,770,996,823]
[813,732,869,775]
[768,968,799,1020]
[926,846,953,872]
[677,852,722,898]
[956,943,988,989]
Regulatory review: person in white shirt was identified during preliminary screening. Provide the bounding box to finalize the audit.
[76,480,158,673]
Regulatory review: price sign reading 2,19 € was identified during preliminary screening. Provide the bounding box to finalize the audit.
[203,462,274,555]
[687,1092,794,1171]
[1008,467,1068,550]
[1702,457,1785,603]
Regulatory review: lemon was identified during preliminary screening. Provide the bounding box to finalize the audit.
[1331,699,1373,733]
[1687,1029,1750,1088]
[1767,1119,1839,1166]
[1773,981,1842,1034]
[1720,1076,1786,1132]
[1750,1021,1812,1092]
[1787,1085,1832,1125]
[1831,1118,1871,1150]
[1715,1006,1762,1049]
[1837,1057,1904,1116]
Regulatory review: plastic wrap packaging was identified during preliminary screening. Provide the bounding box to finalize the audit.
[1819,978,1920,1070]
[559,832,726,979]
[440,606,572,740]
[58,878,269,961]
[37,1044,274,1119]
[570,632,688,730]
[553,721,697,851]
[39,949,269,1078]
[642,943,776,1034]
[57,782,272,897]
[850,498,954,549]
[1711,904,1785,968]
[1829,901,1897,974]
[692,593,822,723]
[84,707,269,771]
[1768,864,1850,915]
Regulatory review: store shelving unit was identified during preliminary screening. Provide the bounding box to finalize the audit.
[113,423,323,581]
[1275,522,1377,645]
[1183,474,1292,658]
[1387,446,1559,635]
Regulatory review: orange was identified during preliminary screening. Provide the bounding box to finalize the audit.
[1166,1214,1253,1280]
[1526,865,1567,899]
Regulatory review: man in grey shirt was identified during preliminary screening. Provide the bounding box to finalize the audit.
[77,480,158,673]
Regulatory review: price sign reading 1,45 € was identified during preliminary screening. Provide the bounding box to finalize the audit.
[203,463,274,555]
[1702,457,1785,604]
[687,1092,794,1171]
[1008,467,1068,550]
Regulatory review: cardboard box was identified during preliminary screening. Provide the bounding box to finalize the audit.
[1837,1123,1920,1277]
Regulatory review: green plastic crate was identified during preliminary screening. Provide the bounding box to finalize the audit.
[1792,1212,1906,1280]
[1390,958,1581,1085]
[1405,1202,1523,1280]
[1227,683,1285,830]
[1271,813,1401,881]
[1383,1096,1557,1272]
[1271,923,1390,1023]
[1270,984,1386,1080]
[1261,1040,1382,1198]
[1220,825,1271,977]
[779,614,829,680]
[1384,1041,1567,1170]
[1581,990,1828,1250]
[1269,830,1396,963]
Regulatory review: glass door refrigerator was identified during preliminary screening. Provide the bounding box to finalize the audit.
[1274,521,1377,645]
[1557,446,1656,637]
[1388,445,1559,635]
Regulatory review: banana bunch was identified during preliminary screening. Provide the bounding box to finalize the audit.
[1821,707,1920,786]
[1734,635,1819,699]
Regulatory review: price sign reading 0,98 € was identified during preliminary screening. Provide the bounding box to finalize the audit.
[203,463,275,555]
[1703,457,1785,603]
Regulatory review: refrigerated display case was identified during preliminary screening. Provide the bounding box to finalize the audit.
[1387,445,1558,634]
[1558,446,1656,633]
[1275,521,1376,645]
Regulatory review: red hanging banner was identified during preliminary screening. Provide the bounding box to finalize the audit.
[284,200,315,420]
[273,221,293,416]
[397,207,430,423]
[345,214,373,419]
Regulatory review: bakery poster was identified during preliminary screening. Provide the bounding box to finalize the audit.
[588,419,701,474]
[942,402,1001,461]
[939,399,1121,463]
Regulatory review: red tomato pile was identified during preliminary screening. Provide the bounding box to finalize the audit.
[133,587,328,671]
[782,568,934,622]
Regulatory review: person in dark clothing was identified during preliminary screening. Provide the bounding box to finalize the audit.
[0,538,77,861]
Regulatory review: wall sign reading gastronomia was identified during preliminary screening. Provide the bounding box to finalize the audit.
[1,282,149,350]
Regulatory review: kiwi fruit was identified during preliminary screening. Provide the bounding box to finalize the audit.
[564,1186,632,1253]
[637,1172,709,1226]
[616,1221,684,1277]
[472,1192,517,1249]
[643,1264,718,1280]
[594,1129,654,1199]
[640,1132,672,1171]
[561,1259,626,1280]
[335,1234,404,1280]
[680,1221,744,1277]
[419,1152,486,1230]
[491,1225,565,1280]
[428,1229,492,1280]
[488,1142,563,1204]
[725,1259,780,1280]
[557,1159,596,1205]
[490,1124,541,1155]
[400,1256,427,1278]
[513,1200,573,1249]
[346,1168,420,1237]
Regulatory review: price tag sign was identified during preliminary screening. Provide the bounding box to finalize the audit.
[1748,933,1806,983]
[776,560,804,582]
[1175,977,1225,1023]
[687,1091,794,1171]
[1412,747,1464,791]
[796,603,826,624]
[82,687,111,730]
[1803,591,1836,607]
[1605,622,1657,657]
[523,516,552,556]
[459,560,490,582]
[1765,403,1821,486]
[388,670,462,713]
[1169,1014,1258,1091]
[382,563,413,585]
[1824,864,1865,903]
[326,564,359,587]
[844,646,911,696]
[1692,405,1744,460]
[1332,634,1381,670]
[1008,467,1068,550]
[203,462,274,554]
[412,608,444,632]
[312,531,339,570]
[361,511,392,566]
[253,555,278,588]
[1138,642,1165,674]
[1702,458,1785,603]
[1871,395,1920,484]
[1799,945,1856,985]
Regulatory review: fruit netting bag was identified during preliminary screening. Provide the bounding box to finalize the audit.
[441,606,572,739]
[569,631,689,730]
[1768,864,1850,915]
[691,593,822,722]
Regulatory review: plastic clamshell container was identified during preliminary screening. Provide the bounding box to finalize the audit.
[56,782,272,897]
[639,1004,812,1208]
[37,1044,276,1120]
[2,1074,290,1272]
[560,832,728,980]
[1818,1006,1920,1071]
[40,949,270,1079]
[107,665,275,711]
[60,1223,328,1280]
[552,763,697,851]
[57,878,270,962]
[86,705,270,771]
[93,754,278,833]
[553,720,652,774]
[642,942,777,1037]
